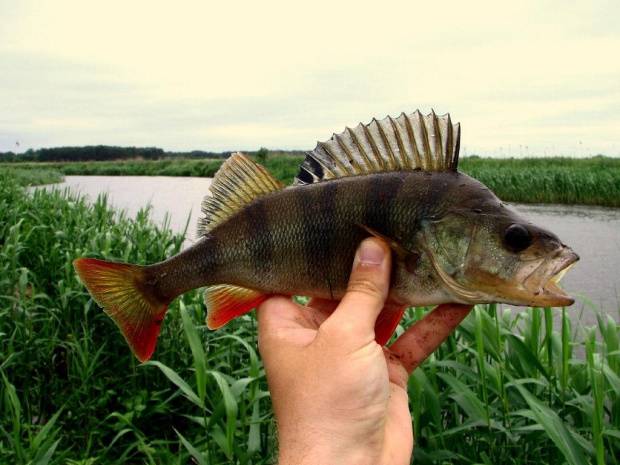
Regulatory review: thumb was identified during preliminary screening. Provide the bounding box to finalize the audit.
[324,237,392,340]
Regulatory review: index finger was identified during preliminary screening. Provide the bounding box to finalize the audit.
[389,304,473,373]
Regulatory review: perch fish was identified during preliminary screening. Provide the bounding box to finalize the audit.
[73,110,579,361]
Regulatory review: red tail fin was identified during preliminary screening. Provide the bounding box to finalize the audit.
[73,258,168,362]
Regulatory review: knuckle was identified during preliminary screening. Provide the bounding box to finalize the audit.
[346,278,384,300]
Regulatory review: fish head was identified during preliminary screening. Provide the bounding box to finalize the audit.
[421,185,579,307]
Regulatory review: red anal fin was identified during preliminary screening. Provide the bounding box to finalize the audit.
[204,285,268,329]
[375,305,407,346]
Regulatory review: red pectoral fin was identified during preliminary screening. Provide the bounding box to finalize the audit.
[204,284,268,329]
[375,305,406,346]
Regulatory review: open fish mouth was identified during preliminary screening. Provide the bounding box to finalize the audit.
[525,247,580,306]
[541,262,575,298]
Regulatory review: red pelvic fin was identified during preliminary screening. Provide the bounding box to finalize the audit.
[73,258,168,362]
[374,305,407,346]
[204,285,268,329]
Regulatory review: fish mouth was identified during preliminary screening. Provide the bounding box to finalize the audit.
[523,246,579,307]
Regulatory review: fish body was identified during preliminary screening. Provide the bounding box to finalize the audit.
[74,111,579,361]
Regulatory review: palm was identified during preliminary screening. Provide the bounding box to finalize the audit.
[257,239,472,465]
[260,296,471,464]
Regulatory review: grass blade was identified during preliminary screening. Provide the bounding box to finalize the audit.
[511,381,589,465]
[208,371,239,458]
[180,301,207,404]
[143,360,203,408]
[175,427,207,465]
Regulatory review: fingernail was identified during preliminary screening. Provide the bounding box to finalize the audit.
[358,240,385,265]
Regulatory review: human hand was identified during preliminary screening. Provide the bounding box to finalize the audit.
[257,238,473,465]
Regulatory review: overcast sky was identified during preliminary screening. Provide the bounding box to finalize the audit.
[1,1,618,157]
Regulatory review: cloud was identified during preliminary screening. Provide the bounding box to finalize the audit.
[1,1,618,156]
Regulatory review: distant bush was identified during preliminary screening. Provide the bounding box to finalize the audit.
[255,147,269,164]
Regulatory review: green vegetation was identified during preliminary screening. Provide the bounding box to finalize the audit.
[460,155,620,208]
[1,173,272,463]
[0,167,64,186]
[0,145,226,163]
[2,154,619,207]
[255,147,269,164]
[1,171,619,463]
[0,156,304,189]
[1,159,224,178]
[0,144,304,163]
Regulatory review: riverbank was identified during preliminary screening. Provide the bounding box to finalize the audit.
[2,155,620,207]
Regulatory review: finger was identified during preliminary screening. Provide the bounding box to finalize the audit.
[257,295,297,328]
[389,303,473,373]
[323,237,392,339]
[383,348,414,459]
[257,295,325,332]
[384,348,409,391]
[257,295,320,356]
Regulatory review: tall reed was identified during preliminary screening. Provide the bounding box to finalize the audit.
[0,172,618,463]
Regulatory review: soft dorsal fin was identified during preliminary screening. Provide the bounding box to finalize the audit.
[197,152,285,237]
[294,110,460,185]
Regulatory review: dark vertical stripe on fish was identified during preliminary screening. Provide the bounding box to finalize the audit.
[243,199,273,279]
[208,233,224,277]
[362,173,384,226]
[364,172,406,236]
[298,181,339,295]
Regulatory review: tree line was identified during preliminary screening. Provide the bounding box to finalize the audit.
[0,145,236,163]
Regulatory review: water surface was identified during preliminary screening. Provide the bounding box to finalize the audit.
[46,175,619,325]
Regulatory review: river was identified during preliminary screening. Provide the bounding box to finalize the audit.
[43,175,620,326]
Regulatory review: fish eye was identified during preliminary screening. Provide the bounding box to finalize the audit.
[504,224,532,252]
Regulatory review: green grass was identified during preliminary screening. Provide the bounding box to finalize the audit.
[1,171,619,463]
[2,155,619,207]
[402,304,620,464]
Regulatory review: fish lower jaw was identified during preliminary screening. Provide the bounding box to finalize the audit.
[523,262,577,307]
[542,264,571,294]
[470,271,575,308]
[490,287,573,308]
[517,248,579,307]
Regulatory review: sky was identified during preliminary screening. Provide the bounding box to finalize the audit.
[1,1,618,157]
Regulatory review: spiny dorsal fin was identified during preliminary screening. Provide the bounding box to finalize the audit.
[197,152,285,237]
[294,110,460,185]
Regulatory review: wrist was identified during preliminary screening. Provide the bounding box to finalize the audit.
[276,425,379,465]
[278,445,376,465]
